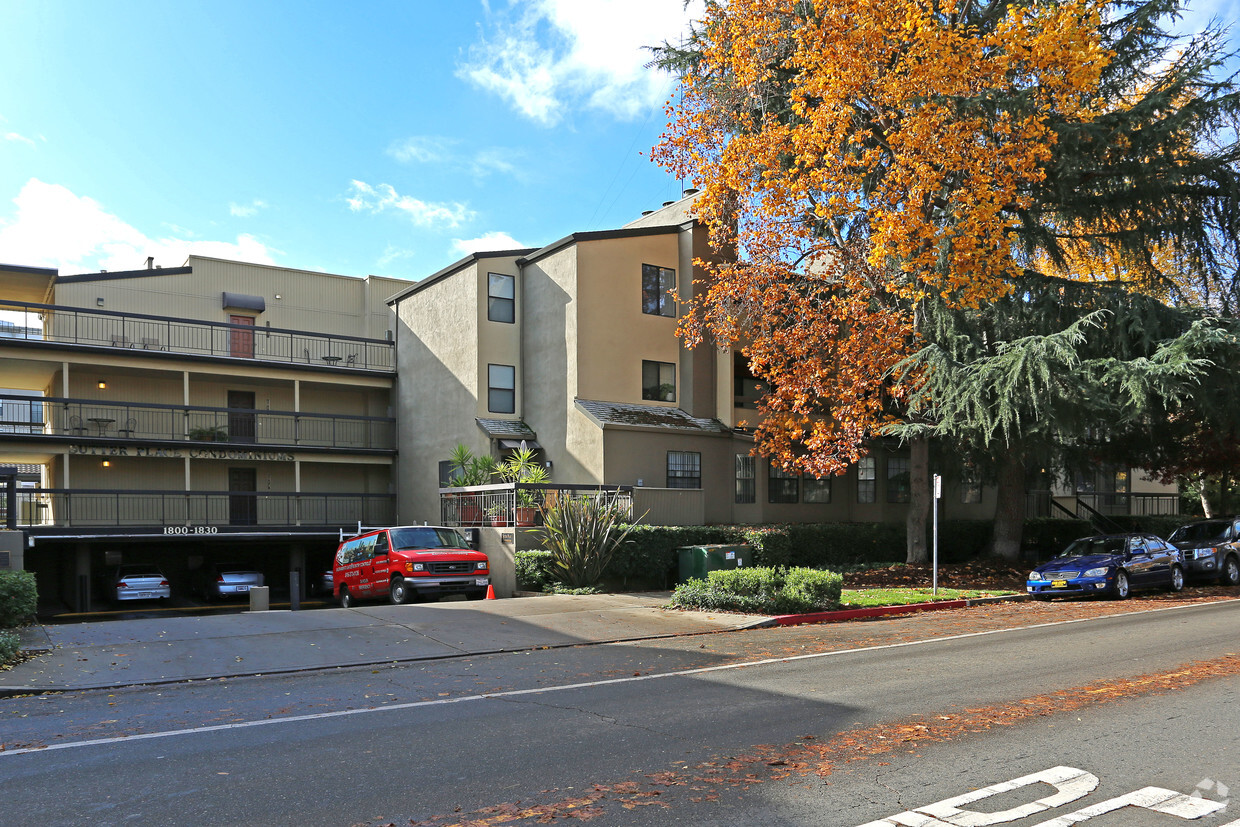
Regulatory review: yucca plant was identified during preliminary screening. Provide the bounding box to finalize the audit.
[534,491,640,589]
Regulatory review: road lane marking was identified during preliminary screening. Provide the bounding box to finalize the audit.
[3,600,1237,758]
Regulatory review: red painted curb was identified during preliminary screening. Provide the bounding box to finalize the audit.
[770,596,1012,626]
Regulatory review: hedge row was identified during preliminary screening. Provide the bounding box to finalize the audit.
[668,567,843,615]
[0,570,36,629]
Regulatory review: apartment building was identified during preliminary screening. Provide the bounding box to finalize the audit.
[0,257,402,610]
[388,192,1077,534]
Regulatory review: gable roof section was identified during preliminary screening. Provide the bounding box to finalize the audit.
[575,399,729,434]
[387,249,537,305]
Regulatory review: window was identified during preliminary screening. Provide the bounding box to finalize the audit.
[642,360,676,402]
[803,476,832,503]
[735,454,755,504]
[857,457,876,503]
[488,273,515,323]
[667,451,701,489]
[488,364,515,413]
[887,457,910,503]
[768,463,799,503]
[642,264,676,317]
[960,472,982,504]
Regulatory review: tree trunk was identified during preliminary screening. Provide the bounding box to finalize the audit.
[906,436,930,564]
[989,452,1026,560]
[1196,473,1216,518]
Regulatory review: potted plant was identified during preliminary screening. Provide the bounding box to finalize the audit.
[447,444,498,524]
[188,425,226,442]
[486,501,510,527]
[498,444,551,526]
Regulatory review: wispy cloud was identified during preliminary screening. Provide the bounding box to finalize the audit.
[0,178,277,274]
[451,231,527,257]
[458,0,702,126]
[4,132,36,147]
[229,199,268,218]
[347,180,475,227]
[388,136,528,183]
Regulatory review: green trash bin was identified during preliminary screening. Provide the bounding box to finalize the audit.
[677,544,753,584]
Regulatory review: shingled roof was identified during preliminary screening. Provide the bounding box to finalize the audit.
[575,399,729,433]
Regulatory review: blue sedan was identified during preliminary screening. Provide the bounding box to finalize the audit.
[1026,533,1185,600]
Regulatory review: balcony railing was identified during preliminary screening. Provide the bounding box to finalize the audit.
[1026,490,1180,519]
[0,300,394,371]
[439,483,634,528]
[0,394,395,450]
[6,489,394,528]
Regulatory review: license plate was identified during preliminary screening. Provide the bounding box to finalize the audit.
[237,585,249,592]
[137,592,152,598]
[1052,580,1068,589]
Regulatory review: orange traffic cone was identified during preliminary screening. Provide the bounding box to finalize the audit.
[486,584,496,600]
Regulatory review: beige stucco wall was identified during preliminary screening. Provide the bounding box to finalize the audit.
[53,257,406,342]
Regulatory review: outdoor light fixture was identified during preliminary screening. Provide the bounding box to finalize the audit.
[97,380,107,389]
[101,460,111,468]
[96,297,105,307]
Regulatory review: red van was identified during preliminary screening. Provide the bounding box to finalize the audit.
[333,525,489,607]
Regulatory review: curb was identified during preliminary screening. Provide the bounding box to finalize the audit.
[764,592,1029,627]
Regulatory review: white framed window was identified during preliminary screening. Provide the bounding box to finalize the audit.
[857,457,876,503]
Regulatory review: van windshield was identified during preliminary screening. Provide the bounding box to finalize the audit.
[390,527,468,551]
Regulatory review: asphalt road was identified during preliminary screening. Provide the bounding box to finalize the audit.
[2,600,1238,826]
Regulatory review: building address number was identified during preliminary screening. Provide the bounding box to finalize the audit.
[163,526,219,535]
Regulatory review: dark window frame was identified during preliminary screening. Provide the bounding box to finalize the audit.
[642,360,676,402]
[857,457,876,504]
[487,363,516,414]
[642,263,676,317]
[735,454,756,504]
[768,462,799,504]
[667,450,702,489]
[487,273,515,324]
[887,457,910,503]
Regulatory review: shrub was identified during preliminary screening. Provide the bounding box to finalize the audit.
[0,570,37,629]
[535,491,639,589]
[515,549,556,592]
[0,629,19,666]
[669,566,842,615]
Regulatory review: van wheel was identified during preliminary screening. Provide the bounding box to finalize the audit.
[389,577,408,605]
[339,586,353,609]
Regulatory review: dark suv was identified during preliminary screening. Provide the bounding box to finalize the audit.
[1167,518,1240,585]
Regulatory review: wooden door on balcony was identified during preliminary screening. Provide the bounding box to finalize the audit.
[228,468,257,526]
[229,315,255,358]
[227,391,256,443]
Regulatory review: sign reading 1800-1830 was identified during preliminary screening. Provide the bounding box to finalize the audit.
[68,444,294,461]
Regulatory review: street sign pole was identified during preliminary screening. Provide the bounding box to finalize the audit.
[932,474,941,596]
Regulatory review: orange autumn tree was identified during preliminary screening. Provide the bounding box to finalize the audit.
[653,0,1111,561]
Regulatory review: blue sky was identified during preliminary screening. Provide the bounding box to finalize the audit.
[1,0,1235,285]
[0,0,703,281]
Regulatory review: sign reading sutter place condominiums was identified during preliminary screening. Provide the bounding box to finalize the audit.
[66,444,295,461]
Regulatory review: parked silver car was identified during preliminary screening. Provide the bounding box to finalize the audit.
[108,565,171,603]
[197,562,265,601]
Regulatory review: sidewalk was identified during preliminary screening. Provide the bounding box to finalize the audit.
[0,593,771,697]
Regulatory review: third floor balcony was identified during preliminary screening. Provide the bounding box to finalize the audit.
[0,299,395,371]
[0,394,395,452]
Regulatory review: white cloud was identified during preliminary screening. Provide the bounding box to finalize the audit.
[387,136,455,164]
[4,132,35,147]
[229,199,267,218]
[451,231,527,257]
[347,180,475,227]
[459,0,702,126]
[0,178,277,274]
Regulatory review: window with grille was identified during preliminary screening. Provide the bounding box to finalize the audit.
[667,451,701,489]
[735,454,755,503]
[768,462,799,503]
[803,476,832,503]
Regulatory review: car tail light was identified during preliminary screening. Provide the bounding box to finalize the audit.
[217,575,225,582]
[160,579,170,586]
[116,581,128,589]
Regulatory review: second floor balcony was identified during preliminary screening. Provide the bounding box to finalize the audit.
[0,299,395,371]
[0,394,395,451]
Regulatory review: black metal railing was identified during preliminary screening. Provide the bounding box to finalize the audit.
[438,483,633,528]
[0,300,394,371]
[0,394,395,450]
[1026,490,1180,520]
[7,488,394,528]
